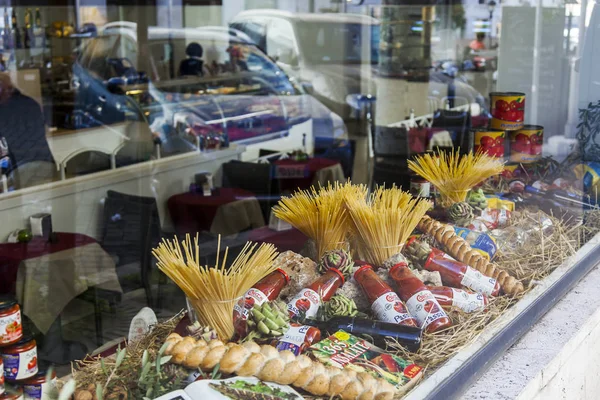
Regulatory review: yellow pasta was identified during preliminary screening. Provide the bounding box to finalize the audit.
[408,150,504,206]
[152,235,278,340]
[345,186,432,267]
[273,182,367,259]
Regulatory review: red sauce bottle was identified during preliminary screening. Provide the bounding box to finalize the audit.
[234,269,290,337]
[427,286,488,313]
[354,265,417,327]
[389,263,452,333]
[420,243,500,297]
[274,323,322,355]
[287,268,345,319]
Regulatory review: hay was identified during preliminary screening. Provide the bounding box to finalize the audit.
[67,311,186,393]
[388,208,600,380]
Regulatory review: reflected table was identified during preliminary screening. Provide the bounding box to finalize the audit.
[168,188,265,236]
[273,158,345,193]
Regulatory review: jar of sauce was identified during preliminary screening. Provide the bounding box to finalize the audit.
[0,358,4,395]
[407,238,500,296]
[22,368,56,400]
[287,268,345,319]
[389,263,452,333]
[0,386,23,400]
[1,336,38,381]
[354,265,417,327]
[0,300,23,347]
[234,269,290,337]
[274,323,321,355]
[427,286,488,313]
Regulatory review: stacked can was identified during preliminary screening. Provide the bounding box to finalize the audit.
[490,92,525,131]
[509,125,544,163]
[472,128,506,158]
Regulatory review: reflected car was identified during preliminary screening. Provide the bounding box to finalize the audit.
[72,24,347,164]
[231,10,486,120]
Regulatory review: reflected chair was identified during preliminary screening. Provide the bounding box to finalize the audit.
[222,160,279,223]
[14,161,59,188]
[371,126,411,190]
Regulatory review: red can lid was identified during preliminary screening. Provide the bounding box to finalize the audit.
[353,264,374,280]
[328,268,346,284]
[275,268,290,284]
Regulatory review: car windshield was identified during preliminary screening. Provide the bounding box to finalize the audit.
[295,21,379,65]
[78,34,295,95]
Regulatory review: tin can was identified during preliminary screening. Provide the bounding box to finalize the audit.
[510,125,544,163]
[490,92,525,131]
[472,128,505,158]
[410,176,431,198]
[502,162,522,179]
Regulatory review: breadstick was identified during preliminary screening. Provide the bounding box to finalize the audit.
[418,216,524,294]
[164,333,397,400]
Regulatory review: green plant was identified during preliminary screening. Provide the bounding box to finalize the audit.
[576,100,600,161]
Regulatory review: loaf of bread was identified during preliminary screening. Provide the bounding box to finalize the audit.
[164,333,397,400]
[419,216,524,294]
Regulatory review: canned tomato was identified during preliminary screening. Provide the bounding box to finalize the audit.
[473,128,505,158]
[502,162,522,179]
[510,125,544,163]
[490,92,525,131]
[410,176,431,198]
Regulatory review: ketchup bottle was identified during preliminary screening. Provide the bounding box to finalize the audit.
[407,237,500,297]
[287,268,345,319]
[354,265,417,327]
[234,268,290,337]
[389,263,452,333]
[427,286,488,313]
[274,323,321,355]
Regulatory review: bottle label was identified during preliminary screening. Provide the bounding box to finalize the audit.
[287,288,321,319]
[371,292,414,325]
[276,325,312,356]
[450,288,487,313]
[233,288,269,322]
[2,347,38,381]
[460,267,497,296]
[0,308,22,345]
[0,358,4,395]
[405,290,448,330]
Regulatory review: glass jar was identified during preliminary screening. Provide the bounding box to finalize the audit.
[0,386,23,400]
[1,336,38,381]
[22,368,56,400]
[0,300,23,347]
[354,265,417,327]
[0,357,4,395]
[287,268,345,319]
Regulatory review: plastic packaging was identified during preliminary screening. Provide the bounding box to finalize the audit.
[453,227,498,260]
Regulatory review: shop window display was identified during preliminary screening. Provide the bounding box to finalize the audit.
[0,0,598,399]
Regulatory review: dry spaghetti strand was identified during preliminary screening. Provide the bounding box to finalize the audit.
[345,186,432,267]
[273,181,367,259]
[408,149,504,206]
[152,235,278,340]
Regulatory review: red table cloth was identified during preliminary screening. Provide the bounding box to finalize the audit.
[0,232,97,294]
[248,227,308,254]
[168,188,257,235]
[273,157,340,192]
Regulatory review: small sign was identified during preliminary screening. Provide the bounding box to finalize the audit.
[274,164,308,179]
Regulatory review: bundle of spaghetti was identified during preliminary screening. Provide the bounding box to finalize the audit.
[408,150,504,206]
[273,182,367,259]
[345,186,432,267]
[152,234,279,340]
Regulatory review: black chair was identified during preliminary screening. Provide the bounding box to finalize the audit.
[371,126,411,190]
[81,190,163,346]
[431,109,472,153]
[222,160,279,222]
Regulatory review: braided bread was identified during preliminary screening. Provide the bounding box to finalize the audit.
[419,216,524,294]
[164,333,397,400]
